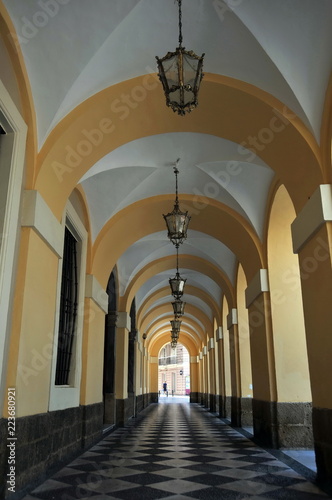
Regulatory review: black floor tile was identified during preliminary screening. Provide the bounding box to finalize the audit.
[21,402,330,500]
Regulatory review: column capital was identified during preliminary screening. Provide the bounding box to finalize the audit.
[216,326,223,341]
[245,269,269,308]
[208,338,215,350]
[117,311,131,330]
[227,308,238,329]
[85,274,108,313]
[292,184,332,253]
[21,190,63,257]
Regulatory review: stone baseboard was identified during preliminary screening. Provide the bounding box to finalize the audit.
[253,399,313,449]
[2,403,103,498]
[241,397,253,427]
[136,394,144,414]
[277,402,313,448]
[104,393,116,425]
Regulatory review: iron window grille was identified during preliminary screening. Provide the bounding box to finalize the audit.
[55,227,78,385]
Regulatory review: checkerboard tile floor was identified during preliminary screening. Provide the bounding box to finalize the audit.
[22,403,331,500]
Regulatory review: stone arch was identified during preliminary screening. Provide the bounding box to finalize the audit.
[35,75,323,220]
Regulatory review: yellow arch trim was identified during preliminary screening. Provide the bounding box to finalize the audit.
[35,74,323,219]
[94,196,260,291]
[141,303,211,339]
[120,252,235,312]
[149,332,198,357]
[0,3,37,187]
[147,324,202,352]
[137,285,221,328]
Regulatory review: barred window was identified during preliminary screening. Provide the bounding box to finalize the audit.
[55,227,78,385]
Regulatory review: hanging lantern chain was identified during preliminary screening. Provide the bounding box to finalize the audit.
[176,245,179,273]
[174,158,180,210]
[177,0,183,47]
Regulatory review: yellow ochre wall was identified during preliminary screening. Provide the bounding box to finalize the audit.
[12,230,59,417]
[268,185,311,403]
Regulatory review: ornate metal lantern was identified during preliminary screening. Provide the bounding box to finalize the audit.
[169,247,186,299]
[171,329,180,340]
[170,319,182,332]
[172,299,185,317]
[169,272,186,299]
[156,0,204,115]
[171,339,178,349]
[163,160,190,247]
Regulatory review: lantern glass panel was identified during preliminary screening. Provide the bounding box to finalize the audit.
[172,300,185,316]
[171,319,181,331]
[169,274,186,298]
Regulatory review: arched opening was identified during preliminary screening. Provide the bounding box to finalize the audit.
[222,295,231,419]
[267,184,312,447]
[158,342,190,400]
[236,263,253,429]
[128,298,136,417]
[103,269,117,426]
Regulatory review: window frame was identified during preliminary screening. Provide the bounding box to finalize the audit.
[0,80,27,415]
[49,200,87,411]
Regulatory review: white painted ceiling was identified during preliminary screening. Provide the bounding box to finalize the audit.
[4,0,332,343]
[5,0,332,146]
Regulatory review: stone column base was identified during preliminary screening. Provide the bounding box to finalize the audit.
[231,396,241,427]
[253,399,313,449]
[241,397,253,427]
[225,396,232,420]
[277,402,312,448]
[253,399,278,448]
[218,395,226,418]
[150,392,158,403]
[135,394,144,414]
[190,392,199,403]
[104,393,116,425]
[313,407,332,485]
[143,393,149,408]
[116,397,135,427]
[209,394,217,413]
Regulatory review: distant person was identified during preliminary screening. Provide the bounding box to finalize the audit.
[163,382,167,395]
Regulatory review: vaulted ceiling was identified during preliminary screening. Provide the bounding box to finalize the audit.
[3,0,332,350]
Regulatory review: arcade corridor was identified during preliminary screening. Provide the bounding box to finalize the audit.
[21,400,330,500]
[1,1,332,498]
